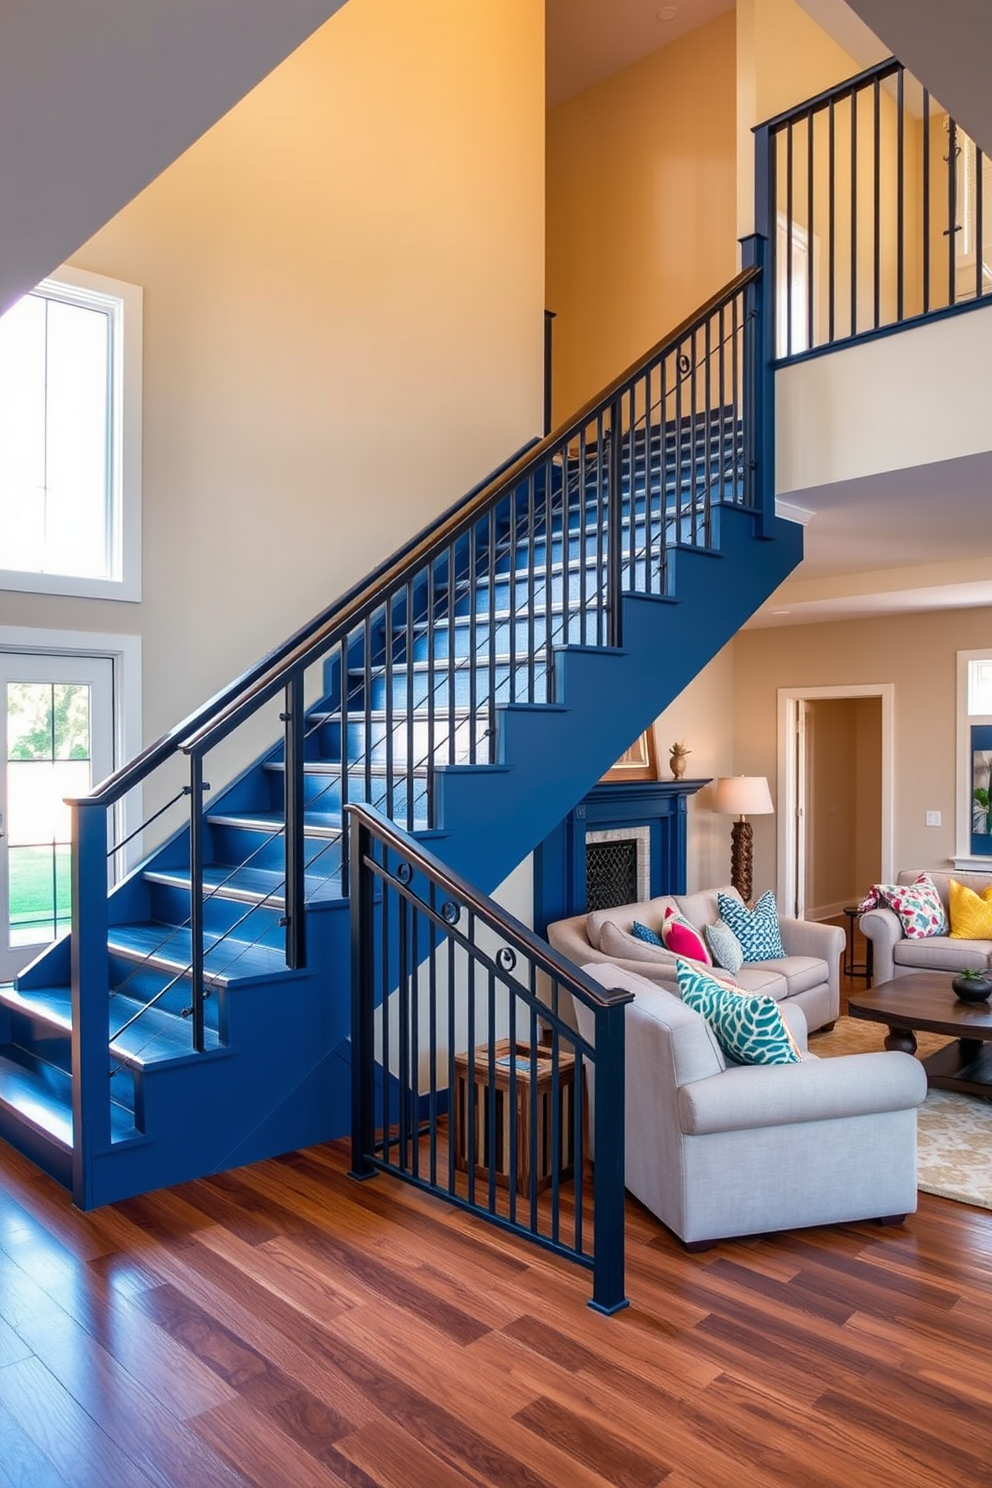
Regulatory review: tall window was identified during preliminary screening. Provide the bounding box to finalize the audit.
[0,265,142,601]
[958,651,992,862]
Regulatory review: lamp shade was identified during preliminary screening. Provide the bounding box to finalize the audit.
[712,775,774,817]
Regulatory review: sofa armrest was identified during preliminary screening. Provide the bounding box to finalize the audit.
[860,905,903,984]
[779,1000,809,1054]
[677,1049,926,1136]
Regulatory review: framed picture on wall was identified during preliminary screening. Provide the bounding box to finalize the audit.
[600,729,658,783]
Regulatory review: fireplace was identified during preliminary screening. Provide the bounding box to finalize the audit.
[584,825,651,910]
[534,778,709,935]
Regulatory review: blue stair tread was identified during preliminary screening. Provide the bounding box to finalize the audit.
[144,864,343,905]
[1,984,222,1068]
[108,924,289,985]
[0,1050,138,1146]
[209,809,343,837]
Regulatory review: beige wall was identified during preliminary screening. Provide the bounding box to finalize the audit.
[731,606,992,897]
[650,646,737,893]
[546,11,738,423]
[0,0,545,792]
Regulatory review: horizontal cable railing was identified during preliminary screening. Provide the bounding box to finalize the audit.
[64,267,762,1167]
[347,802,633,1313]
[757,57,992,362]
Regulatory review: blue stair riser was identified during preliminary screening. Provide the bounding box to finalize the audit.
[145,880,288,946]
[208,820,342,876]
[354,663,550,713]
[408,609,599,662]
[317,714,491,767]
[264,762,429,821]
[108,953,225,1023]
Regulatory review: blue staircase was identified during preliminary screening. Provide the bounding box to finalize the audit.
[0,264,802,1207]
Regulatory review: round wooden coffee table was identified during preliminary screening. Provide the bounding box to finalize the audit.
[848,970,992,1097]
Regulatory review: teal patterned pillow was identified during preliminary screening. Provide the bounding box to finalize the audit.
[630,920,663,947]
[717,889,786,962]
[704,919,744,975]
[677,960,801,1065]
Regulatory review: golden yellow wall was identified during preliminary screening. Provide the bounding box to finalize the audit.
[0,0,545,767]
[546,12,738,422]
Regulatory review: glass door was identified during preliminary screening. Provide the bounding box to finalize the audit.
[0,652,114,983]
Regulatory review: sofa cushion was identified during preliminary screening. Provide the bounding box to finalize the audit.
[894,937,992,974]
[704,918,744,975]
[661,906,711,964]
[676,960,802,1066]
[949,878,992,939]
[884,873,947,938]
[600,920,679,968]
[717,889,787,962]
[585,895,679,951]
[734,964,789,1000]
[763,955,827,998]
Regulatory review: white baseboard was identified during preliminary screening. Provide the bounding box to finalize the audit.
[805,899,856,922]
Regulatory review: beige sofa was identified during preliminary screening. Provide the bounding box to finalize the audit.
[860,867,992,984]
[547,885,844,1033]
[578,963,925,1247]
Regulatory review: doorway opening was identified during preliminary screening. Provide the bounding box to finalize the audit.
[777,684,894,921]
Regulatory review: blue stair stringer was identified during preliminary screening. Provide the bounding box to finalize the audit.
[0,274,802,1207]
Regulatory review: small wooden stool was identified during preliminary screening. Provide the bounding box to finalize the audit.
[453,1040,575,1195]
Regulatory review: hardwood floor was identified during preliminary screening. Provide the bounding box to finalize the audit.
[2,938,990,1488]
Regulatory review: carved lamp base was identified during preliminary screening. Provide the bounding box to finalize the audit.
[729,818,753,904]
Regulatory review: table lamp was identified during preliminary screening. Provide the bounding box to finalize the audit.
[712,776,774,903]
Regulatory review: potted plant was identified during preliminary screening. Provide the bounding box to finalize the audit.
[951,966,992,1002]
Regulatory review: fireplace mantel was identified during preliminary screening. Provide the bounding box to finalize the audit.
[533,779,710,936]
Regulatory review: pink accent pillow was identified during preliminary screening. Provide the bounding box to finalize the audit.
[661,905,711,965]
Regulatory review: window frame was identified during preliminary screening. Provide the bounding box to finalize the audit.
[0,263,142,602]
[955,648,992,866]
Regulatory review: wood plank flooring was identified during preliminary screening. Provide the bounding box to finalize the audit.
[2,939,990,1488]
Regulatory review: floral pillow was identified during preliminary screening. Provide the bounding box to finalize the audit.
[883,873,947,939]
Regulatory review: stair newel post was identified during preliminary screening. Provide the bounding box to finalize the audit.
[348,807,376,1180]
[70,797,111,1208]
[188,751,206,1053]
[283,671,307,970]
[590,991,630,1315]
[607,396,625,647]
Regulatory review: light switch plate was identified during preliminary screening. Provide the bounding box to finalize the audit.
[926,810,941,827]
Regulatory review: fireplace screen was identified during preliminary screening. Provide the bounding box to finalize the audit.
[586,838,640,911]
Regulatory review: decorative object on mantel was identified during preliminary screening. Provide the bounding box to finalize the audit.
[952,968,992,1003]
[600,728,657,783]
[668,740,690,780]
[712,775,774,904]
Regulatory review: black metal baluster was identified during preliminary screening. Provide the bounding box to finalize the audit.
[703,315,713,546]
[977,146,985,302]
[923,88,931,314]
[526,471,536,704]
[447,925,457,1195]
[410,901,420,1179]
[381,863,391,1164]
[550,1019,561,1248]
[426,559,437,810]
[189,750,206,1053]
[544,455,555,696]
[446,540,456,771]
[897,68,905,321]
[786,120,794,357]
[851,87,858,338]
[405,579,415,831]
[486,968,497,1215]
[807,110,815,350]
[348,814,375,1180]
[828,98,836,344]
[607,399,623,646]
[528,1003,539,1235]
[283,671,306,970]
[487,507,497,758]
[384,599,394,820]
[873,77,881,329]
[468,521,478,764]
[948,115,958,308]
[428,886,438,1188]
[507,988,518,1226]
[363,614,374,817]
[397,886,410,1172]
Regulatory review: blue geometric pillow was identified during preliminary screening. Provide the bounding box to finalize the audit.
[630,920,663,947]
[716,889,786,962]
[677,959,801,1065]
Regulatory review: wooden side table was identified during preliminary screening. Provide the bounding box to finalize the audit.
[453,1040,576,1195]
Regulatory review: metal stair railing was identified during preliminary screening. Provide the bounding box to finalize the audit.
[347,801,634,1314]
[63,264,766,1194]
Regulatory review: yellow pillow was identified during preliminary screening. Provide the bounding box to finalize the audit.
[949,878,992,939]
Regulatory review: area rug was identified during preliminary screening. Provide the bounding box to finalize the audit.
[809,1016,992,1210]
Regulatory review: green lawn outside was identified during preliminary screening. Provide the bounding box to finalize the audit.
[8,844,71,944]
